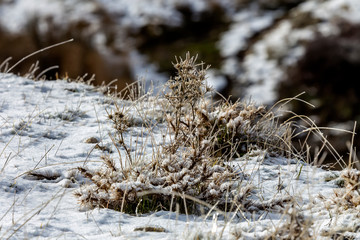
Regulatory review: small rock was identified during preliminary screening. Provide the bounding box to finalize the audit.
[85,137,99,144]
[94,144,112,153]
[133,226,166,232]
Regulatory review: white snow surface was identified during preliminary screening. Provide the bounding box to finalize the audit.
[0,74,359,239]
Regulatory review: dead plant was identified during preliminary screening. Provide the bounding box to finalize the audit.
[75,52,295,215]
[265,205,313,240]
[331,168,360,209]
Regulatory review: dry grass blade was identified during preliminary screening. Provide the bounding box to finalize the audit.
[0,57,12,72]
[6,39,74,74]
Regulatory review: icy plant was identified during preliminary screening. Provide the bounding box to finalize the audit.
[164,52,291,159]
[75,53,293,214]
[164,52,212,139]
[201,99,291,158]
[331,168,360,209]
[75,155,251,214]
[265,205,313,240]
[107,104,134,165]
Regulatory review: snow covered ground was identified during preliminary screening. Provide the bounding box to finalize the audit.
[0,73,359,239]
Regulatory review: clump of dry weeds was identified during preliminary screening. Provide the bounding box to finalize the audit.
[265,205,313,240]
[75,52,294,214]
[331,168,360,209]
[164,53,291,160]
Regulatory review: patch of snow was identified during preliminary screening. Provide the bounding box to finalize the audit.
[205,69,227,92]
[217,0,360,104]
[218,8,280,58]
[129,50,168,92]
[312,0,360,23]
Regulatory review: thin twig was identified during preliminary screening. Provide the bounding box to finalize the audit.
[7,39,74,74]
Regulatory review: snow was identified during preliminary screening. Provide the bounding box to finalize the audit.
[1,73,359,239]
[218,7,281,58]
[3,0,360,104]
[217,0,360,104]
[1,1,360,238]
[311,0,360,23]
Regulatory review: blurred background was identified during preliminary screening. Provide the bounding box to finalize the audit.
[1,0,360,168]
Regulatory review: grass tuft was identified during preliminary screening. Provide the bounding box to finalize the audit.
[75,52,296,215]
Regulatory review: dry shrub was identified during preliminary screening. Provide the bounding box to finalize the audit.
[265,205,313,240]
[75,53,293,214]
[165,53,291,159]
[331,169,360,209]
[318,168,360,239]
